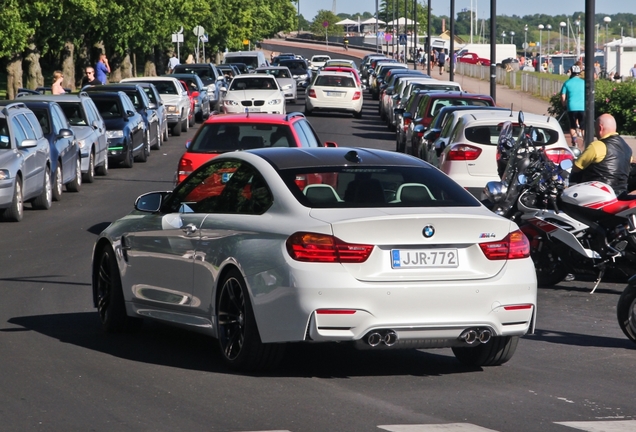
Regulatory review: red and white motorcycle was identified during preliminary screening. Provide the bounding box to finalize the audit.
[484,113,636,289]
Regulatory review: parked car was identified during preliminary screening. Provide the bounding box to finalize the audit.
[222,74,286,115]
[175,111,337,184]
[171,63,224,111]
[404,91,496,156]
[436,110,574,197]
[223,51,269,69]
[309,54,331,71]
[0,100,81,201]
[168,73,211,122]
[359,54,388,84]
[130,82,169,142]
[86,91,148,168]
[305,71,363,118]
[19,93,109,183]
[377,70,428,119]
[321,66,362,86]
[275,58,312,89]
[120,77,191,137]
[255,66,297,102]
[369,63,408,100]
[323,59,357,70]
[217,64,240,82]
[0,102,52,221]
[91,147,537,372]
[228,63,249,74]
[85,84,162,151]
[458,52,491,66]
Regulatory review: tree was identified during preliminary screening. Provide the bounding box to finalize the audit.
[309,10,342,36]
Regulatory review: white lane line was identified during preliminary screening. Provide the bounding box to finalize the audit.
[555,420,636,431]
[378,424,499,432]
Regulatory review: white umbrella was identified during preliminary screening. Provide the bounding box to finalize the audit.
[360,17,386,25]
[335,19,358,26]
[386,18,419,26]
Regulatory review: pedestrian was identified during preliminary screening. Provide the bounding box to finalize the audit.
[51,71,65,95]
[437,50,446,75]
[560,64,585,151]
[80,66,101,88]
[571,113,633,197]
[630,63,636,78]
[343,36,349,51]
[95,53,110,85]
[594,61,601,79]
[168,53,180,73]
[185,54,195,64]
[452,51,457,73]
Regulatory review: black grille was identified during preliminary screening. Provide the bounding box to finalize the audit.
[254,100,265,106]
[241,101,252,107]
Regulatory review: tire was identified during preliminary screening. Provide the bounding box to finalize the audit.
[304,106,313,116]
[530,238,568,287]
[135,132,150,163]
[83,151,95,183]
[3,178,23,222]
[95,245,143,332]
[32,167,52,210]
[66,155,82,192]
[217,269,285,372]
[163,124,169,141]
[121,142,134,168]
[172,121,182,136]
[181,112,188,132]
[452,336,519,366]
[151,124,161,150]
[96,154,109,176]
[195,111,203,123]
[617,284,636,344]
[52,163,63,201]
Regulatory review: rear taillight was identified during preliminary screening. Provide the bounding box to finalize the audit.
[544,148,574,165]
[352,91,361,100]
[286,232,374,263]
[294,175,307,190]
[308,89,317,98]
[446,144,482,161]
[479,230,530,260]
[177,157,194,181]
[403,117,412,132]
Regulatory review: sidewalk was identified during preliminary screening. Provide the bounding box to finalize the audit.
[261,38,636,150]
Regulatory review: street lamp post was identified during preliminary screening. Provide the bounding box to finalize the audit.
[502,31,506,44]
[546,24,552,55]
[560,22,566,73]
[510,31,515,44]
[538,24,544,70]
[524,25,528,60]
[604,16,612,77]
[604,16,612,45]
[575,18,581,60]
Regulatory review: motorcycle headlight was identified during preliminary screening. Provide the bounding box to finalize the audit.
[268,99,282,105]
[106,130,124,139]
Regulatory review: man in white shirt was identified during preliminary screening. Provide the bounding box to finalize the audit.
[168,53,180,73]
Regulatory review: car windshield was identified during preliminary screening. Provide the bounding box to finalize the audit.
[30,108,50,135]
[230,78,278,91]
[189,123,294,152]
[280,166,480,208]
[225,56,259,69]
[152,81,179,95]
[58,102,88,126]
[141,88,158,104]
[315,75,355,88]
[258,69,291,78]
[312,56,330,63]
[92,99,122,118]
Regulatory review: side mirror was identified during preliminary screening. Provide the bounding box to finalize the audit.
[126,110,136,118]
[19,139,38,149]
[134,192,164,213]
[217,75,225,81]
[191,91,200,98]
[403,112,412,120]
[57,128,74,139]
[414,117,423,124]
[323,141,338,147]
[423,129,440,141]
[148,102,157,109]
[413,125,425,134]
[185,140,191,149]
[91,120,100,129]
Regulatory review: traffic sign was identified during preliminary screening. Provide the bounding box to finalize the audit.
[193,25,205,37]
[384,33,392,42]
[323,21,329,28]
[399,34,407,45]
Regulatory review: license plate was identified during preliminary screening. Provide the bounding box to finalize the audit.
[391,249,459,268]
[325,91,344,97]
[248,107,261,112]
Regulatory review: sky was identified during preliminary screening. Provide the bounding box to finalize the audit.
[298,1,636,20]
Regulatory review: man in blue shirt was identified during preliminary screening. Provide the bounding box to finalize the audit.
[561,64,585,150]
[95,53,110,85]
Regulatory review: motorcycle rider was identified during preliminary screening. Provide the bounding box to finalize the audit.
[571,113,633,197]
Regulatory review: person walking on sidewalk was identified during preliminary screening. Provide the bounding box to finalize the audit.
[571,113,633,197]
[437,50,446,75]
[561,64,585,151]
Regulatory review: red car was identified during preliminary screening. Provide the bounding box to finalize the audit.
[321,66,362,86]
[175,112,337,185]
[178,79,196,128]
[457,52,491,66]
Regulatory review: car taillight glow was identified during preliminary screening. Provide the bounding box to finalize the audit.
[178,157,194,180]
[316,309,357,314]
[503,304,533,311]
[352,91,361,100]
[286,232,374,263]
[544,148,574,165]
[446,143,482,161]
[479,230,531,260]
[308,89,317,98]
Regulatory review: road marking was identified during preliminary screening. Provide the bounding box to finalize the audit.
[555,420,636,431]
[378,425,498,432]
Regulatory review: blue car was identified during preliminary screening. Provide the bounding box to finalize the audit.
[86,91,148,168]
[0,100,81,201]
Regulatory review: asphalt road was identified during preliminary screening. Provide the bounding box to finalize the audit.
[0,52,635,431]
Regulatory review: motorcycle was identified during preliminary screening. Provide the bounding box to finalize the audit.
[484,112,636,289]
[618,277,636,344]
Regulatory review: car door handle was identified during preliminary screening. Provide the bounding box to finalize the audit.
[182,224,197,235]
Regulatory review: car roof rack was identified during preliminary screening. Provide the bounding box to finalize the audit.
[1,102,27,116]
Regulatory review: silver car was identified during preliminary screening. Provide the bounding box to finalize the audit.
[0,102,52,222]
[20,93,109,183]
[255,66,297,102]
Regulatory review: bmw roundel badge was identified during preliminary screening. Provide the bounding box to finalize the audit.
[422,225,435,238]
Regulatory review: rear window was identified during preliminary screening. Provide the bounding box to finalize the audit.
[224,56,259,68]
[189,123,294,152]
[280,166,479,208]
[465,124,560,146]
[430,98,492,117]
[315,75,355,88]
[312,56,330,62]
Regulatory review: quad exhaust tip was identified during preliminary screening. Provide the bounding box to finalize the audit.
[366,330,399,347]
[459,328,493,345]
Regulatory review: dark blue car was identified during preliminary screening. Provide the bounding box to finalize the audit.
[86,91,148,168]
[0,100,81,201]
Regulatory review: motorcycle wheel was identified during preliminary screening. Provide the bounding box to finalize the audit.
[617,283,636,344]
[531,239,568,287]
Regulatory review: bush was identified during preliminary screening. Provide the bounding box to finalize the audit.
[549,79,636,135]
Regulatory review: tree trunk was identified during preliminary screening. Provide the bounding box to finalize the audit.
[120,52,133,80]
[61,40,76,92]
[6,54,23,100]
[144,52,157,77]
[24,43,44,90]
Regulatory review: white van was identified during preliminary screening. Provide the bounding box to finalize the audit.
[223,51,268,70]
